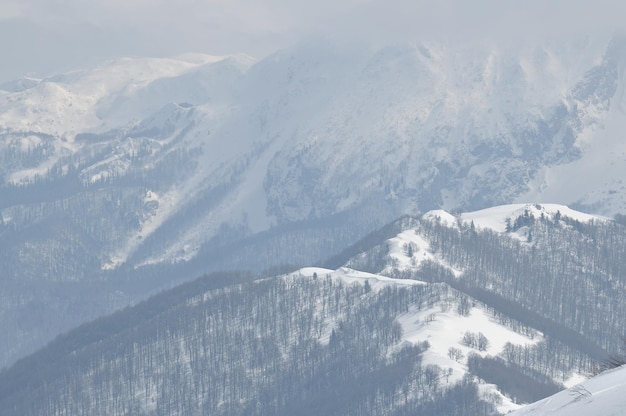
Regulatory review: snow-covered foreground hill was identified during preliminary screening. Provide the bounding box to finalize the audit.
[2,203,625,415]
[0,266,567,415]
[2,35,626,370]
[510,365,626,416]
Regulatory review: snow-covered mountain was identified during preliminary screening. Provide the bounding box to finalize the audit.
[2,35,626,369]
[1,37,624,269]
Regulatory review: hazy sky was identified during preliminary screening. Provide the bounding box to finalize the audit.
[1,0,624,83]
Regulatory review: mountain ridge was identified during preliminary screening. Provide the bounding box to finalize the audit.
[2,202,622,414]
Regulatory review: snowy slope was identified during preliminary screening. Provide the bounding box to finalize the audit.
[395,300,541,414]
[289,267,544,414]
[510,365,626,416]
[292,266,426,291]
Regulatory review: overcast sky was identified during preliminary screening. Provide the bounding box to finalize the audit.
[1,0,625,83]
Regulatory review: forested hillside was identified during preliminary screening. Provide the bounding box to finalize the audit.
[354,205,626,357]
[1,204,622,415]
[0,270,497,416]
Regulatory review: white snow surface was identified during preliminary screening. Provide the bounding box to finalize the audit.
[510,365,626,416]
[291,267,426,291]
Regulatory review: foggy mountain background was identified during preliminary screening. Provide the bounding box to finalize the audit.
[3,1,626,414]
[2,0,626,83]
